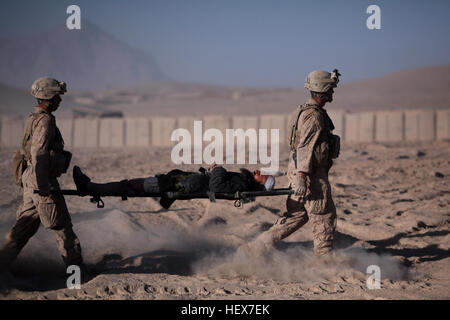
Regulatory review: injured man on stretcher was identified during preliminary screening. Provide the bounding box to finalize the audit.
[73,165,275,209]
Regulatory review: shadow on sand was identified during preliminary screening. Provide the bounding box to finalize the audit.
[366,229,450,263]
[0,248,220,293]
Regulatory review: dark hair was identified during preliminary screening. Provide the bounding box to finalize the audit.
[240,168,264,191]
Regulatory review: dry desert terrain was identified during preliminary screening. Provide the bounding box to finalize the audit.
[0,140,449,300]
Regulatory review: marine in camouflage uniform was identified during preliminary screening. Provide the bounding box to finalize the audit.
[241,70,341,257]
[0,78,83,272]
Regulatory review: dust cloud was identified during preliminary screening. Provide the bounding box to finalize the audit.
[192,245,409,283]
[5,207,408,285]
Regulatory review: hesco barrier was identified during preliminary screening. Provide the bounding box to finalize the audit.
[0,109,449,148]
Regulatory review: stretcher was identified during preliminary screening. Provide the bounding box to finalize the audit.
[34,188,295,208]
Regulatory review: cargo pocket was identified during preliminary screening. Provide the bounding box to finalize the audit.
[313,140,330,168]
[37,195,71,229]
[38,199,58,229]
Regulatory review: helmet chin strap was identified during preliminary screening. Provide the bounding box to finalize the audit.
[319,92,331,102]
[38,99,49,107]
[312,91,330,104]
[38,98,58,112]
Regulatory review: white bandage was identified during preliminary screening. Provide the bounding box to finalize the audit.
[264,175,275,191]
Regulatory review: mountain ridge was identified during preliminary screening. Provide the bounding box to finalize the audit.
[1,65,449,117]
[0,21,169,91]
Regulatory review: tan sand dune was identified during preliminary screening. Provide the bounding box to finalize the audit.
[82,65,450,117]
[2,65,449,117]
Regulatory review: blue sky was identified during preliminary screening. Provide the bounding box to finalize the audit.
[1,0,449,86]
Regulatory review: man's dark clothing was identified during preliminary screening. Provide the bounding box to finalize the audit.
[156,167,258,209]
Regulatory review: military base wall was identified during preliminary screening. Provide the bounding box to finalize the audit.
[0,109,449,149]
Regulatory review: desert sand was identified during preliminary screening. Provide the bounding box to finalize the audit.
[0,140,449,300]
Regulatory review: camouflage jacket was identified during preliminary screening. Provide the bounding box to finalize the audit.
[287,100,337,174]
[24,107,65,191]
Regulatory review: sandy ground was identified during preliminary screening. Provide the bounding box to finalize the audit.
[0,141,449,300]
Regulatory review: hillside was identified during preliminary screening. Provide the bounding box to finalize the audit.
[1,65,449,117]
[71,65,450,117]
[0,83,35,115]
[0,22,168,92]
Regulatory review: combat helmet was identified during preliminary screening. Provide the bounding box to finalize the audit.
[31,77,67,99]
[305,69,341,93]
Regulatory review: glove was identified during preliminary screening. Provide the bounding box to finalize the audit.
[292,173,308,199]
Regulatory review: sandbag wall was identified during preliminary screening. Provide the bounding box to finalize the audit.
[0,109,449,148]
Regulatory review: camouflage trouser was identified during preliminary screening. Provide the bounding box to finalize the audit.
[0,174,83,271]
[309,210,337,256]
[251,167,337,256]
[252,197,336,256]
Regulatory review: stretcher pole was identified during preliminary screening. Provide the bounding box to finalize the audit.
[34,188,295,208]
